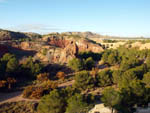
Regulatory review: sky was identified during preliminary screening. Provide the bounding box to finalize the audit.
[0,0,150,37]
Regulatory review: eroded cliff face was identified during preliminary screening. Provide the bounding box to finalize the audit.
[1,33,104,64]
[75,40,103,53]
[47,35,70,48]
[45,35,103,52]
[35,35,103,64]
[35,40,78,64]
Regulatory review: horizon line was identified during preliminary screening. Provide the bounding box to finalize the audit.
[0,28,150,38]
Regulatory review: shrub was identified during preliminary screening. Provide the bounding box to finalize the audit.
[23,86,34,98]
[1,53,15,62]
[74,70,94,91]
[143,72,150,88]
[0,53,19,78]
[22,57,42,78]
[90,67,99,78]
[65,94,88,113]
[102,49,120,65]
[56,71,65,80]
[120,57,141,71]
[107,53,118,65]
[38,89,66,113]
[84,57,95,70]
[96,70,112,87]
[37,73,49,82]
[30,87,45,99]
[61,86,81,100]
[0,77,16,91]
[41,80,58,89]
[7,77,16,89]
[0,101,38,113]
[119,70,137,89]
[101,87,121,113]
[68,58,84,71]
[112,70,122,84]
[0,80,7,88]
[6,57,19,74]
[23,80,58,99]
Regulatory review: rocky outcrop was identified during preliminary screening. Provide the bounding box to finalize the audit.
[0,30,104,64]
[48,35,70,48]
[75,40,103,53]
[36,42,78,64]
[36,35,104,64]
[44,35,103,53]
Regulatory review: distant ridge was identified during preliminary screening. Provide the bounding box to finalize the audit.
[0,29,149,41]
[0,29,41,41]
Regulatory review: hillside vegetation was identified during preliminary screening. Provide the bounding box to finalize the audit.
[1,29,150,113]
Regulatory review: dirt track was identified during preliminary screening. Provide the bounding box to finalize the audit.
[0,91,39,105]
[0,80,74,105]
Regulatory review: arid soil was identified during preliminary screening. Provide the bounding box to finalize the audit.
[0,80,74,105]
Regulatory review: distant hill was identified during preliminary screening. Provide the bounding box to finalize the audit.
[0,29,41,41]
[61,32,100,38]
[0,29,148,41]
[60,32,147,39]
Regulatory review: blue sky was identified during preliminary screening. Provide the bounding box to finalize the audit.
[0,0,150,37]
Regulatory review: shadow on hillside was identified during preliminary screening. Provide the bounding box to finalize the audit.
[0,91,22,103]
[97,64,108,69]
[7,46,37,59]
[42,63,74,78]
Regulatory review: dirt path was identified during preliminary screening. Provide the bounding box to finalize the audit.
[58,80,74,88]
[0,80,74,105]
[0,91,39,105]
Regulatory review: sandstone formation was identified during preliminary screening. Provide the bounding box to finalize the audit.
[0,30,104,64]
[35,34,104,64]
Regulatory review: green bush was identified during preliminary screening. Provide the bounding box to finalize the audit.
[102,49,120,65]
[22,57,42,78]
[68,57,95,71]
[112,70,122,84]
[96,70,112,87]
[6,57,19,74]
[143,72,150,88]
[118,70,137,89]
[120,57,141,71]
[68,58,84,71]
[65,94,88,113]
[84,57,95,70]
[38,89,66,113]
[0,101,38,113]
[74,70,94,91]
[101,87,121,113]
[1,53,15,62]
[0,53,19,79]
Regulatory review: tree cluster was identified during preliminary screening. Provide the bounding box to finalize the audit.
[68,57,95,71]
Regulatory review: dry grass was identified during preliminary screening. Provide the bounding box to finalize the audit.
[0,101,38,113]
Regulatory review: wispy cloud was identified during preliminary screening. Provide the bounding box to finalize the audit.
[0,0,6,3]
[5,24,63,34]
[3,24,96,34]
